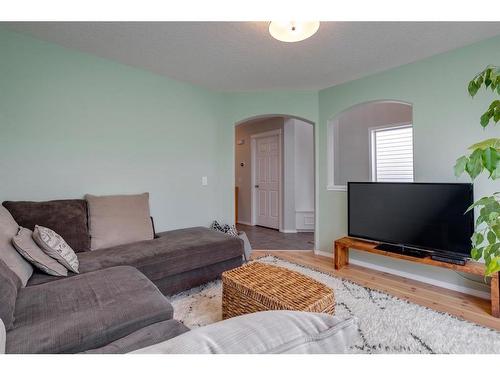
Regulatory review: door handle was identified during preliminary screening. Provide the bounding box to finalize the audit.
[254,185,259,188]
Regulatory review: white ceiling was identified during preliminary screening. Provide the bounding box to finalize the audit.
[4,22,500,91]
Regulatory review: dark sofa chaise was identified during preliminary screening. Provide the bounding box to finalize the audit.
[1,199,243,353]
[27,227,243,294]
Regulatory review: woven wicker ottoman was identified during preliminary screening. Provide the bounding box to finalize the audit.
[222,262,335,319]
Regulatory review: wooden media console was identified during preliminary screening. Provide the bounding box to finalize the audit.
[333,236,500,318]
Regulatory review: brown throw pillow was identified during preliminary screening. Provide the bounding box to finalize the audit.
[33,226,79,273]
[85,193,154,250]
[12,227,68,277]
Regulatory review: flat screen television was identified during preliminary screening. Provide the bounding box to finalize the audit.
[348,182,474,258]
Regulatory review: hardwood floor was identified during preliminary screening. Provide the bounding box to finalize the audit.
[237,224,314,250]
[252,250,500,331]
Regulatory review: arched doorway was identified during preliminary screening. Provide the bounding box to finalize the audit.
[327,100,413,191]
[234,115,315,251]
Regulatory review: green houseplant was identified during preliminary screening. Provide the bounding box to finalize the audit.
[454,65,500,276]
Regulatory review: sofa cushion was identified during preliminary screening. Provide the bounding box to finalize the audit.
[12,227,68,277]
[79,227,243,281]
[3,199,91,252]
[0,259,21,330]
[6,266,173,353]
[26,227,244,288]
[0,205,33,286]
[132,311,358,354]
[154,257,243,295]
[86,193,154,250]
[33,225,79,273]
[82,319,189,354]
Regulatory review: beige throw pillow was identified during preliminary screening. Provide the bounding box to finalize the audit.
[33,225,79,273]
[12,227,68,277]
[86,193,154,250]
[0,205,33,286]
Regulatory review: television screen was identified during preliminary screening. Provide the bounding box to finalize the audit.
[348,182,474,257]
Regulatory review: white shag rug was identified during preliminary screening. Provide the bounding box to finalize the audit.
[170,256,500,354]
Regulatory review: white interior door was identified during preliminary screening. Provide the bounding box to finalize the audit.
[254,134,280,229]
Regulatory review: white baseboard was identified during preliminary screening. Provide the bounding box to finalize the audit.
[313,250,490,299]
[236,221,253,226]
[280,229,297,234]
[314,250,332,258]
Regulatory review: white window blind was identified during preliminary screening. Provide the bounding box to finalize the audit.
[372,126,414,182]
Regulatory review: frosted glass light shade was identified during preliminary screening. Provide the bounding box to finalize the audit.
[269,21,320,43]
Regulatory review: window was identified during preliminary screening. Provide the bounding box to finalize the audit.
[371,125,414,182]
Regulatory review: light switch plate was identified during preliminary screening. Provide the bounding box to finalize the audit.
[202,176,208,186]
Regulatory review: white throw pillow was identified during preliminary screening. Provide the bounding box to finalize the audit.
[85,193,154,250]
[33,225,79,273]
[12,227,68,277]
[131,311,358,354]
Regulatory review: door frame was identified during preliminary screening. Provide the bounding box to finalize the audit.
[250,129,283,231]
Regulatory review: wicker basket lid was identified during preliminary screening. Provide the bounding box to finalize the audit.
[222,262,334,312]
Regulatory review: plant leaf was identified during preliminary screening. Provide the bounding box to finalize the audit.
[471,247,482,260]
[493,224,500,238]
[477,215,486,226]
[466,196,495,212]
[492,162,500,180]
[468,138,500,151]
[485,256,500,276]
[480,111,492,127]
[485,69,492,88]
[492,242,500,255]
[465,149,484,179]
[482,147,499,175]
[487,231,497,244]
[468,80,479,96]
[454,156,468,177]
[480,202,500,219]
[472,232,484,246]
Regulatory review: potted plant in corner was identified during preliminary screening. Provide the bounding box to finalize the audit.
[454,65,500,276]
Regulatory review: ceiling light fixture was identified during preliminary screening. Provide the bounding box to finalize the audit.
[269,21,320,43]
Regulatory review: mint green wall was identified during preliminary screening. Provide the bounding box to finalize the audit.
[317,35,500,295]
[2,27,499,295]
[216,91,319,231]
[213,36,500,296]
[0,29,225,232]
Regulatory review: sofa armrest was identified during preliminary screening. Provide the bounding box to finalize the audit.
[131,311,358,354]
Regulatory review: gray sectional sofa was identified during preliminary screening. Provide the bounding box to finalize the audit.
[0,198,244,354]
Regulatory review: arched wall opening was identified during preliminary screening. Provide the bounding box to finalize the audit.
[234,114,316,251]
[326,100,414,191]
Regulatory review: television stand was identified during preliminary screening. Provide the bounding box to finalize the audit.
[374,243,429,258]
[334,236,500,318]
